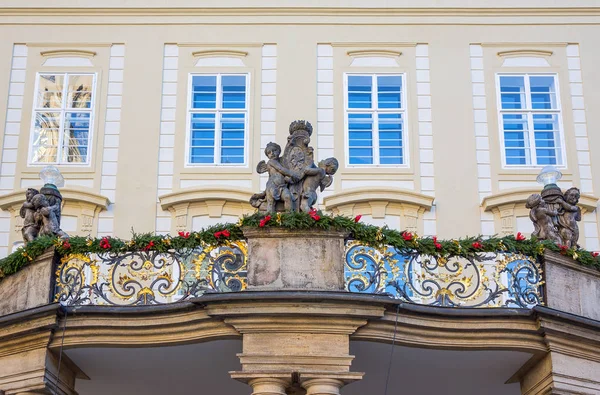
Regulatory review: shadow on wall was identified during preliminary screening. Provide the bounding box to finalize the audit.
[343,341,531,395]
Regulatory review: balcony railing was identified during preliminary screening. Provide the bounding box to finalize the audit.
[55,240,543,308]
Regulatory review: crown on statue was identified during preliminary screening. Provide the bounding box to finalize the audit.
[289,120,313,136]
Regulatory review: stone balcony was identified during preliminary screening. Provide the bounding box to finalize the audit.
[0,228,599,394]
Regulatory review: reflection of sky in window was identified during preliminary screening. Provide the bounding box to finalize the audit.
[189,75,247,164]
[348,75,372,109]
[347,75,404,165]
[377,75,402,109]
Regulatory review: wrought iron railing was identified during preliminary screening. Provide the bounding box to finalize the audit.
[55,242,247,306]
[344,241,543,308]
[55,240,543,308]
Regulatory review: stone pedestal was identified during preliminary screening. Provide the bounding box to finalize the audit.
[243,228,349,291]
[543,251,600,321]
[0,248,57,316]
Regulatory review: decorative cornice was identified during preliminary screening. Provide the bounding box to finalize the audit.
[192,49,248,58]
[2,7,600,18]
[347,49,402,57]
[323,188,434,212]
[0,188,110,211]
[159,187,254,211]
[40,49,96,57]
[481,188,598,212]
[497,49,553,58]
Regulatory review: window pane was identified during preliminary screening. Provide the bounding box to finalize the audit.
[221,113,245,163]
[222,75,246,109]
[348,75,372,109]
[62,112,90,163]
[36,74,64,109]
[502,114,529,165]
[31,111,61,163]
[192,76,217,109]
[529,76,557,110]
[66,75,94,109]
[533,114,560,165]
[377,75,402,109]
[190,113,215,163]
[378,113,403,164]
[499,76,526,110]
[348,113,373,164]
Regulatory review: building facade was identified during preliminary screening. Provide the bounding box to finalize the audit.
[1,2,600,394]
[0,1,600,253]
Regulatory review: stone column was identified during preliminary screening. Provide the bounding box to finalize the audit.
[302,379,343,395]
[249,378,289,395]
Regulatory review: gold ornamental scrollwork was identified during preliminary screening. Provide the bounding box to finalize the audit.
[54,242,248,306]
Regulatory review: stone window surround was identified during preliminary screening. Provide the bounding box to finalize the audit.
[13,44,113,190]
[329,43,422,190]
[480,43,580,188]
[159,187,254,233]
[171,44,263,187]
[323,187,434,235]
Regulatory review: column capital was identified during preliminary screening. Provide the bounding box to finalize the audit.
[301,378,344,395]
[248,377,290,395]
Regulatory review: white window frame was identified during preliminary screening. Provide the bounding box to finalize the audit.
[495,73,566,168]
[185,73,250,167]
[343,73,409,167]
[28,72,97,166]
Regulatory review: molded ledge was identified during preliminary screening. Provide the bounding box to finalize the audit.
[159,187,254,211]
[40,49,97,58]
[497,49,553,58]
[0,187,110,211]
[481,188,598,212]
[323,188,434,212]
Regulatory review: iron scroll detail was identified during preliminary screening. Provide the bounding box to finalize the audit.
[55,242,247,306]
[344,241,543,308]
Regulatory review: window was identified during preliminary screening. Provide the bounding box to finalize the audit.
[29,73,96,164]
[187,74,248,165]
[496,74,564,166]
[345,74,406,166]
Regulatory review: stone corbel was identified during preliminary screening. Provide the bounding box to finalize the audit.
[168,203,190,232]
[490,203,516,236]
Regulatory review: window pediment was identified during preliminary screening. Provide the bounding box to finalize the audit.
[40,49,96,67]
[481,188,598,213]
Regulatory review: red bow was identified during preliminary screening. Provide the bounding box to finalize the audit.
[214,230,231,239]
[259,215,272,227]
[178,231,190,239]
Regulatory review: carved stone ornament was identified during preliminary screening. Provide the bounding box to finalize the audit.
[250,120,339,213]
[526,184,581,248]
[20,184,68,244]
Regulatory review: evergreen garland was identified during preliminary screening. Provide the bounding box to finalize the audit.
[1,210,598,281]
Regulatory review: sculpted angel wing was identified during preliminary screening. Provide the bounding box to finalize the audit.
[256,160,268,174]
[319,175,333,192]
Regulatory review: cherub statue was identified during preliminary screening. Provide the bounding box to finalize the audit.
[526,193,561,244]
[34,190,68,239]
[20,188,40,244]
[299,158,339,213]
[558,187,581,248]
[256,142,302,213]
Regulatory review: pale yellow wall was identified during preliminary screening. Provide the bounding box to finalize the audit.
[1,2,600,255]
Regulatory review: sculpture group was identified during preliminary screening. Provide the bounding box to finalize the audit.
[20,186,67,244]
[250,120,338,213]
[526,186,581,248]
